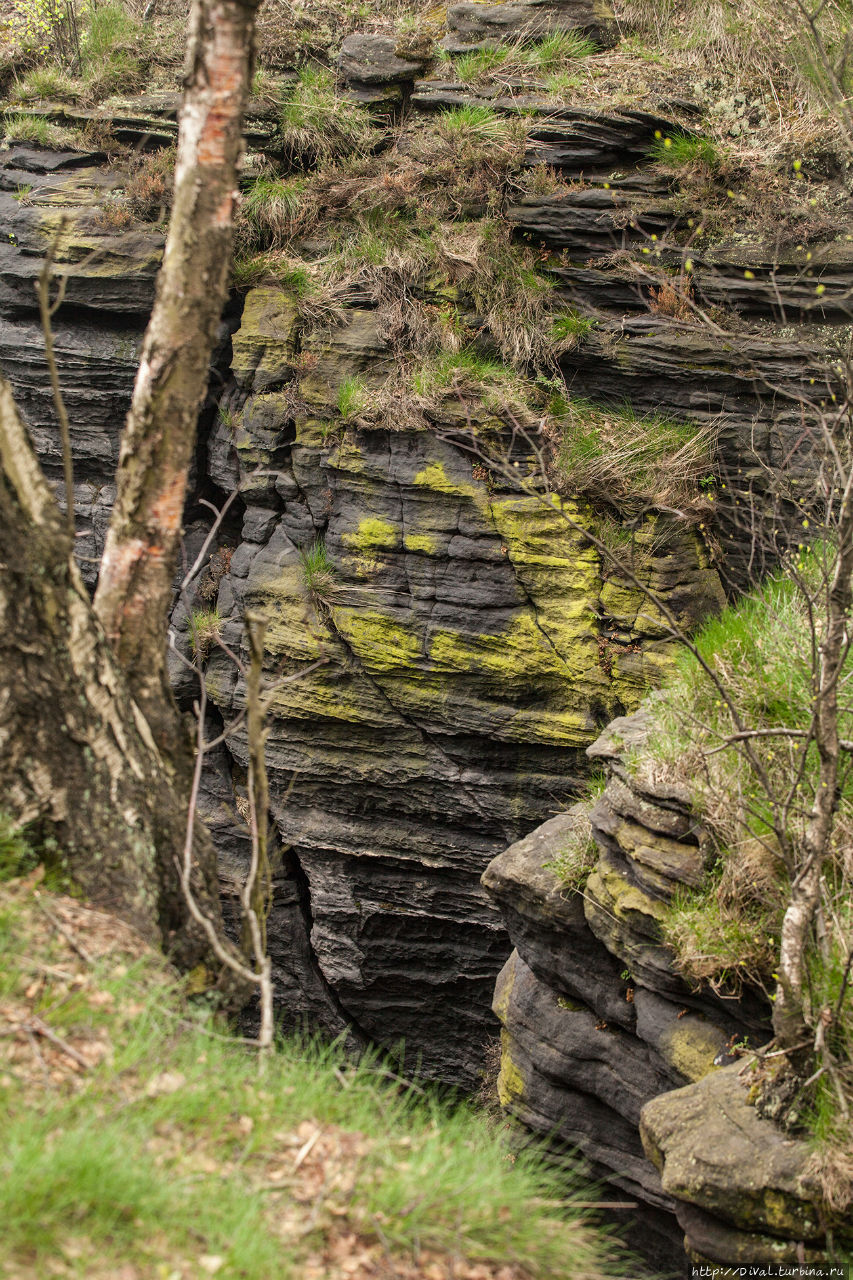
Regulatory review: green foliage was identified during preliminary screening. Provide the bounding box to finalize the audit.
[230,250,310,294]
[239,176,309,250]
[1,112,82,148]
[0,885,627,1277]
[189,607,223,662]
[0,816,37,884]
[528,30,598,67]
[299,538,339,603]
[648,131,722,170]
[10,65,80,102]
[645,551,852,1005]
[279,66,373,163]
[555,398,711,513]
[544,794,603,893]
[435,103,517,144]
[455,46,511,82]
[82,1,139,61]
[337,375,367,420]
[411,349,509,399]
[551,309,596,344]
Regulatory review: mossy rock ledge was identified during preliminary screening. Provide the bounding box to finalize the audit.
[484,710,848,1269]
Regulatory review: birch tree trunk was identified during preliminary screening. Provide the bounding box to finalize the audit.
[95,0,261,753]
[0,0,260,983]
[0,379,231,974]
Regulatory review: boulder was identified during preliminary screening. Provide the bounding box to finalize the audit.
[338,34,429,86]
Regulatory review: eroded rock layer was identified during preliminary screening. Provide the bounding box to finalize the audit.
[484,712,850,1267]
[1,25,849,1092]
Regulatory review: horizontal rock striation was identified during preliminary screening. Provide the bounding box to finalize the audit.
[1,21,850,1102]
[485,710,850,1267]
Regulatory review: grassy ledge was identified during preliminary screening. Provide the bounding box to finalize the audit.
[0,871,629,1280]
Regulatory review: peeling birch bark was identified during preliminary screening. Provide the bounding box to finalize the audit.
[95,0,261,752]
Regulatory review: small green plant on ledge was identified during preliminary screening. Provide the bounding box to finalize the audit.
[553,397,716,516]
[1,113,82,149]
[189,607,223,663]
[648,131,722,173]
[9,65,80,103]
[337,375,367,422]
[279,66,374,164]
[551,309,596,346]
[299,538,340,605]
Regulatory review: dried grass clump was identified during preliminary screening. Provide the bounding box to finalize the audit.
[278,66,377,165]
[551,397,717,515]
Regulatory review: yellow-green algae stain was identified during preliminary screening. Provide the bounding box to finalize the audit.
[333,608,423,671]
[663,1023,726,1083]
[413,460,486,510]
[497,1030,525,1106]
[343,517,398,551]
[403,533,437,554]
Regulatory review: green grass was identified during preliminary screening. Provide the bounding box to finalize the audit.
[543,796,602,893]
[552,309,596,344]
[239,176,309,249]
[411,350,510,399]
[648,131,722,170]
[0,815,37,883]
[189,606,223,661]
[453,31,596,83]
[279,66,374,162]
[78,1,146,96]
[337,375,367,420]
[435,103,518,145]
[1,113,82,148]
[455,46,512,82]
[0,883,628,1278]
[10,65,80,102]
[231,251,310,294]
[640,550,852,997]
[299,538,339,603]
[528,30,598,68]
[555,398,711,512]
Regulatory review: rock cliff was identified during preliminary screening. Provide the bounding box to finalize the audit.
[484,710,851,1267]
[1,0,850,1123]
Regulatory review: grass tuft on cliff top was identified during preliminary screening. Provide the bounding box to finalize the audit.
[0,868,629,1280]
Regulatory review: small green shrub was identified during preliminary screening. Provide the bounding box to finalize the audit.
[455,46,511,82]
[1,113,81,148]
[435,103,517,145]
[528,30,597,68]
[279,67,373,163]
[551,309,595,344]
[648,131,722,171]
[239,176,310,250]
[554,398,714,513]
[10,65,80,102]
[0,816,37,884]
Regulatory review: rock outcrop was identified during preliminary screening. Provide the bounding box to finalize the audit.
[1,6,850,1106]
[484,710,850,1268]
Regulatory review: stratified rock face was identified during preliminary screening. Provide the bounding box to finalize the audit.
[337,34,429,86]
[0,146,162,575]
[440,0,617,54]
[483,711,780,1264]
[641,1066,844,1266]
[195,295,729,1085]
